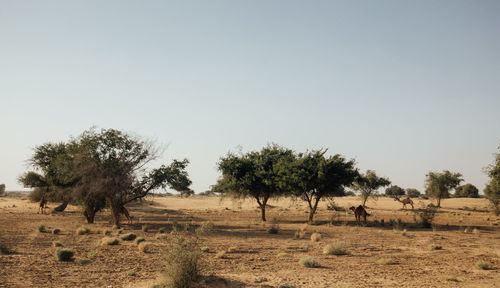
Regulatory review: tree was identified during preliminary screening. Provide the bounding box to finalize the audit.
[406,188,421,198]
[20,128,192,227]
[385,185,405,197]
[454,183,479,198]
[214,144,295,222]
[353,170,391,206]
[0,184,5,196]
[484,145,500,215]
[425,170,463,207]
[287,150,358,222]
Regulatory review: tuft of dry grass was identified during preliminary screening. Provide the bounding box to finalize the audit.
[293,230,305,239]
[227,246,237,253]
[161,233,201,288]
[323,242,349,256]
[310,232,321,242]
[476,260,489,270]
[200,246,209,253]
[76,227,90,235]
[156,234,167,241]
[138,242,154,253]
[267,224,279,234]
[135,237,145,245]
[120,233,136,241]
[102,229,112,236]
[376,258,395,265]
[277,252,289,257]
[0,232,10,254]
[429,244,442,251]
[215,251,226,259]
[100,237,119,246]
[299,256,317,268]
[37,224,46,233]
[52,241,63,247]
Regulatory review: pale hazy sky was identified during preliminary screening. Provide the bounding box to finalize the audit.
[1,0,499,194]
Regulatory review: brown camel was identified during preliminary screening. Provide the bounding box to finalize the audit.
[349,205,370,225]
[394,196,414,209]
[39,195,47,214]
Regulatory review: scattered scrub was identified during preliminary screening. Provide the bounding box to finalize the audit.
[120,233,137,241]
[376,258,395,265]
[75,258,90,265]
[52,241,63,247]
[267,225,279,234]
[429,244,442,250]
[38,225,46,233]
[476,260,489,270]
[215,251,226,259]
[310,232,321,242]
[200,246,210,253]
[415,205,437,228]
[76,227,90,235]
[138,242,154,253]
[161,232,201,288]
[100,237,119,246]
[55,248,75,262]
[0,232,9,254]
[323,242,349,256]
[135,237,145,245]
[196,221,215,235]
[293,230,305,239]
[52,228,61,235]
[102,229,112,236]
[227,246,237,253]
[277,252,289,257]
[299,256,317,268]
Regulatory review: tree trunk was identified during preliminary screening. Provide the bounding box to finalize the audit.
[308,196,321,223]
[84,209,96,224]
[256,196,268,222]
[107,196,121,228]
[53,199,69,212]
[436,197,441,208]
[362,194,368,207]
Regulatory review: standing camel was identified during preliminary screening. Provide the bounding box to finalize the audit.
[349,205,370,225]
[394,196,414,209]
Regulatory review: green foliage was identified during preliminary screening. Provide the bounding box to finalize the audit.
[385,185,405,197]
[0,184,5,196]
[20,127,192,227]
[484,146,500,215]
[425,170,463,207]
[215,144,295,221]
[286,150,358,222]
[454,184,479,198]
[55,248,75,261]
[353,170,391,206]
[406,188,421,198]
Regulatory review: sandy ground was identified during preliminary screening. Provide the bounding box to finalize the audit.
[0,195,499,288]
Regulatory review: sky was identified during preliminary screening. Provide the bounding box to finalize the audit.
[1,0,499,195]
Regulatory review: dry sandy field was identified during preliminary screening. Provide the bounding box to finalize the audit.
[0,195,499,288]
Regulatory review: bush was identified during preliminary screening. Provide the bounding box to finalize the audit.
[476,260,489,270]
[55,248,74,261]
[415,205,437,228]
[156,234,167,241]
[310,232,321,242]
[38,225,46,233]
[120,233,137,241]
[52,228,61,235]
[100,237,119,246]
[299,256,317,268]
[138,242,154,253]
[200,246,209,253]
[429,244,442,250]
[135,237,145,245]
[75,258,90,265]
[52,241,63,247]
[323,242,349,256]
[406,188,421,198]
[267,225,279,234]
[376,258,395,265]
[161,233,201,288]
[76,227,90,235]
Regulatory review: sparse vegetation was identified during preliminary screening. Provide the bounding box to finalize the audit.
[310,232,321,242]
[142,225,150,232]
[323,242,349,256]
[138,242,154,253]
[135,237,145,245]
[52,241,63,247]
[196,221,214,235]
[120,233,137,241]
[100,237,119,246]
[76,227,90,235]
[267,224,279,234]
[161,232,201,288]
[415,205,437,228]
[55,248,74,262]
[429,244,442,250]
[476,260,489,270]
[376,258,395,265]
[0,232,10,254]
[215,251,226,259]
[293,230,305,239]
[200,246,210,253]
[37,224,46,233]
[299,256,317,268]
[52,228,61,235]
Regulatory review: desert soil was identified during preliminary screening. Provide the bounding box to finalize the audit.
[0,195,499,288]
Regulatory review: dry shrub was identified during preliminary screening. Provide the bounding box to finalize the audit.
[120,233,136,241]
[135,237,145,245]
[293,230,305,239]
[267,224,279,234]
[37,224,46,233]
[196,221,215,235]
[277,252,289,257]
[323,242,349,256]
[215,251,226,259]
[299,256,317,268]
[415,205,437,228]
[429,244,442,250]
[200,246,209,253]
[156,234,167,241]
[76,227,90,235]
[52,241,63,247]
[476,260,489,270]
[138,242,154,253]
[55,248,74,262]
[100,237,119,246]
[227,246,237,253]
[52,228,61,235]
[310,232,321,242]
[376,258,395,265]
[161,233,201,288]
[75,258,90,265]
